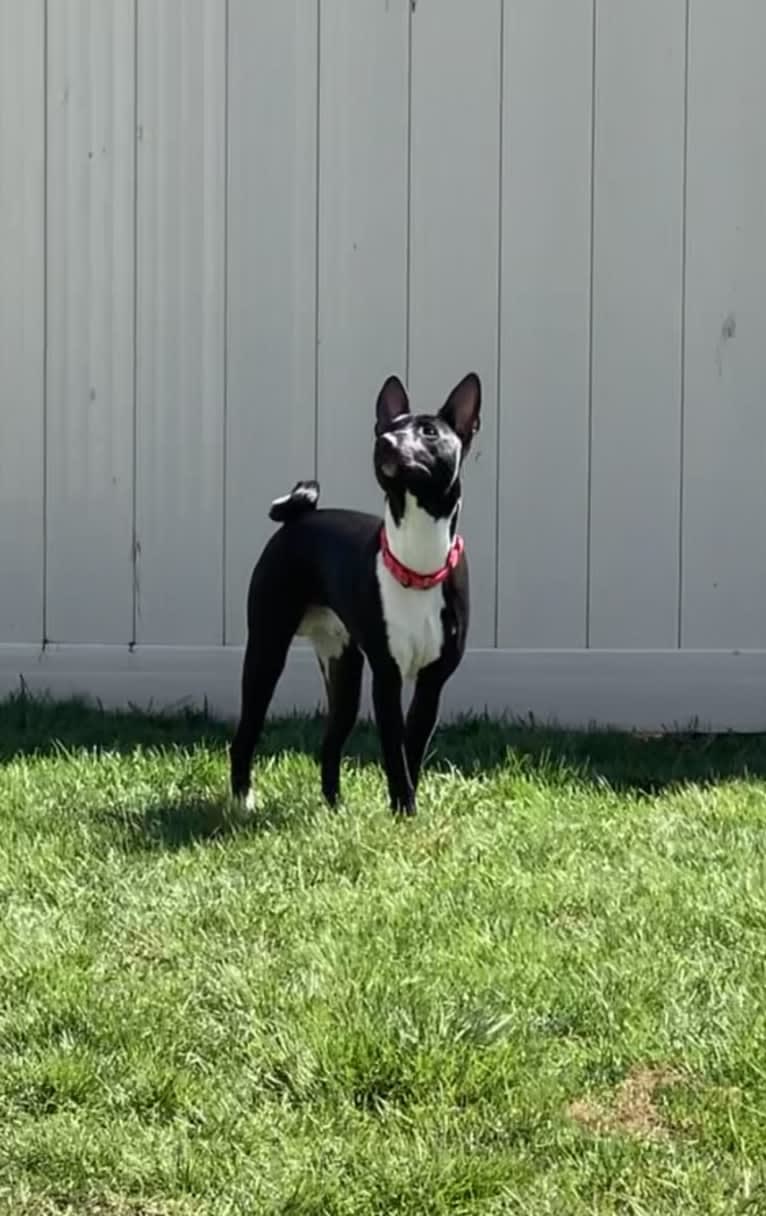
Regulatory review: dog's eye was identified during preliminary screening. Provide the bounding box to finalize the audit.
[420,421,437,439]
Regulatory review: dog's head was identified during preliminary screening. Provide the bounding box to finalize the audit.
[373,373,481,518]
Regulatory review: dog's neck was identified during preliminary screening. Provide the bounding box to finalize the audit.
[383,492,459,575]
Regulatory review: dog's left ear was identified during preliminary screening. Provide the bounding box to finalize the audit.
[439,373,481,449]
[375,375,410,436]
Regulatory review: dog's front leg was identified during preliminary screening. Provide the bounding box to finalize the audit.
[371,667,414,815]
[404,665,446,793]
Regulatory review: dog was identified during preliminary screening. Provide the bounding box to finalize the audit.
[230,371,481,815]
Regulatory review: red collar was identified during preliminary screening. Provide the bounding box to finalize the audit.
[379,526,464,590]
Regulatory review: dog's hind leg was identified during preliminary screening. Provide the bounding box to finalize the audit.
[319,643,363,807]
[230,638,286,807]
[230,602,302,807]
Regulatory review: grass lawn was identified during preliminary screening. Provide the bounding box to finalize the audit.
[1,694,765,1215]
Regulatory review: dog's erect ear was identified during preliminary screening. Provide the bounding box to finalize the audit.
[375,375,410,436]
[439,373,482,448]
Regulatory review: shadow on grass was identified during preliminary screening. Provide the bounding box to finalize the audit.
[3,690,766,814]
[103,791,308,851]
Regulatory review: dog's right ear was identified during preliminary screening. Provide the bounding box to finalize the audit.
[375,375,410,436]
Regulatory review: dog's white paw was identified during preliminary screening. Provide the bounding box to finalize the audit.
[229,788,258,816]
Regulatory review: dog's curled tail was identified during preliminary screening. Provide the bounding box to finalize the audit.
[268,479,320,524]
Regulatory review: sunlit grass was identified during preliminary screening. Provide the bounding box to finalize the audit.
[1,696,765,1214]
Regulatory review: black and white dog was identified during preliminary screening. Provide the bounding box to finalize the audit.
[230,372,481,815]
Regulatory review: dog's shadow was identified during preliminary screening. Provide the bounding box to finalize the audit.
[106,791,300,851]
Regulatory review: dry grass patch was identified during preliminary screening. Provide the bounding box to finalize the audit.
[568,1066,685,1140]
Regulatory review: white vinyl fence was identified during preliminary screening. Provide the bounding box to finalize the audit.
[1,0,765,728]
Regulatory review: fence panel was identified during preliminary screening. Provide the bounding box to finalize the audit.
[46,0,135,643]
[589,0,686,648]
[682,0,766,648]
[134,0,226,644]
[497,0,593,650]
[225,0,319,645]
[0,0,44,642]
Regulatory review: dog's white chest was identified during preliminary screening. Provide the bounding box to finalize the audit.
[376,555,445,682]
